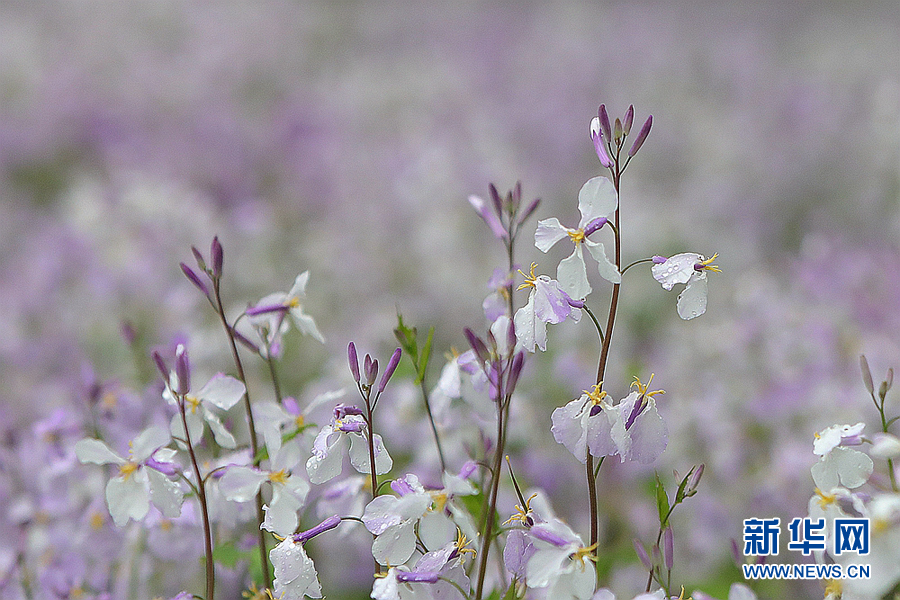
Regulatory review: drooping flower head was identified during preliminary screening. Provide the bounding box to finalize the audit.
[651,253,720,319]
[246,271,325,355]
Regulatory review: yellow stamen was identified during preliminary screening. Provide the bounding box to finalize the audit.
[101,391,118,410]
[160,518,173,532]
[824,578,842,598]
[287,296,301,308]
[269,469,289,485]
[118,462,139,480]
[455,529,477,558]
[571,543,598,567]
[583,382,607,405]
[517,262,540,291]
[698,253,721,273]
[185,394,201,413]
[503,492,538,526]
[567,229,585,245]
[631,374,666,401]
[430,491,449,513]
[295,414,305,430]
[814,488,837,509]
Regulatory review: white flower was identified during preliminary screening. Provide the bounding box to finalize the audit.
[247,271,325,351]
[75,425,183,527]
[534,176,620,300]
[514,263,583,353]
[550,386,615,464]
[164,368,246,449]
[811,423,873,490]
[219,442,310,538]
[270,536,322,599]
[651,253,720,319]
[305,405,392,484]
[525,518,596,600]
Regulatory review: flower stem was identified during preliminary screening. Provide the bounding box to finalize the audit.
[211,277,271,589]
[179,398,215,600]
[474,392,507,600]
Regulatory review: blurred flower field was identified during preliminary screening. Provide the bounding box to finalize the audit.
[1,1,899,599]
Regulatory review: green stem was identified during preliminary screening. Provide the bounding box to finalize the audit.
[179,397,215,600]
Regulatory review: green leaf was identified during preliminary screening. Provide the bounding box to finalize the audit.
[655,473,670,527]
[674,466,694,505]
[417,326,435,384]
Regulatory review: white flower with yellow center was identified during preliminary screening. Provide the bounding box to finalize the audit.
[75,425,183,527]
[534,176,620,300]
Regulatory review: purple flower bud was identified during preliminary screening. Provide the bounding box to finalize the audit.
[489,183,503,219]
[686,463,704,495]
[613,117,623,142]
[512,181,522,210]
[730,539,742,566]
[530,526,570,548]
[628,114,652,156]
[364,356,379,387]
[293,515,341,544]
[623,105,634,135]
[652,255,668,264]
[505,351,525,397]
[857,355,873,396]
[518,197,541,226]
[464,328,490,365]
[210,236,224,278]
[348,342,360,383]
[283,396,300,416]
[663,526,674,571]
[592,127,613,168]
[245,302,289,317]
[378,348,402,393]
[583,217,608,237]
[180,263,210,297]
[598,104,612,141]
[191,246,207,272]
[633,539,652,570]
[396,571,440,584]
[151,350,169,382]
[174,345,190,396]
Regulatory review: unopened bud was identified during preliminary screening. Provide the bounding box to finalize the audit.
[505,351,525,397]
[364,355,379,387]
[685,463,704,496]
[151,350,169,382]
[860,355,874,395]
[180,263,210,297]
[464,328,490,365]
[518,197,541,226]
[598,104,612,141]
[633,539,652,570]
[628,115,653,156]
[348,342,360,383]
[378,348,402,393]
[880,368,894,399]
[191,246,207,272]
[210,236,223,278]
[174,344,190,396]
[663,527,674,571]
[489,183,503,219]
[613,117,623,142]
[623,105,634,135]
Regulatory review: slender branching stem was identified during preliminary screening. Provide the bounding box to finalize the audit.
[179,397,215,600]
[419,378,447,472]
[210,277,271,589]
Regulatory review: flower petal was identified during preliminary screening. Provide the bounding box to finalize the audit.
[584,239,621,285]
[534,218,571,253]
[676,275,708,320]
[557,246,591,300]
[75,438,123,466]
[577,176,617,227]
[197,374,246,411]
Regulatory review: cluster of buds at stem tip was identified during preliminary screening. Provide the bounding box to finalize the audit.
[860,354,894,401]
[591,104,653,168]
[463,326,526,402]
[348,342,402,394]
[179,235,224,298]
[468,181,540,243]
